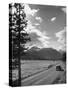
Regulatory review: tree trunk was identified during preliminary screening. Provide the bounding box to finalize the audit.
[18,4,21,86]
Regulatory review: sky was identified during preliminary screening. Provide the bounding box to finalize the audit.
[24,4,66,51]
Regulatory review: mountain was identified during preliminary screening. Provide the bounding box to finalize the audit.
[37,48,62,60]
[22,47,62,60]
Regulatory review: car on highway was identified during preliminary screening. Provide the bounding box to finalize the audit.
[56,65,64,71]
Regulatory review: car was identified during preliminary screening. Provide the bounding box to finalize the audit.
[56,65,64,71]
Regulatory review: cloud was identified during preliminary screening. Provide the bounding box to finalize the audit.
[34,23,40,26]
[24,4,39,16]
[61,7,66,13]
[25,21,50,49]
[24,4,49,49]
[51,17,56,22]
[55,27,66,51]
[35,17,42,23]
[56,27,66,43]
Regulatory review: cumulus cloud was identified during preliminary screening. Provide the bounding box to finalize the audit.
[24,4,39,16]
[55,27,66,51]
[51,17,56,22]
[25,21,50,49]
[35,17,42,23]
[61,7,66,13]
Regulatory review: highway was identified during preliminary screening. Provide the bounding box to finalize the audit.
[21,65,65,86]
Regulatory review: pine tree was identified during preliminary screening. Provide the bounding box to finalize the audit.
[9,3,30,86]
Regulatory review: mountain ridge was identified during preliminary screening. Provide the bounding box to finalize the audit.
[22,46,62,60]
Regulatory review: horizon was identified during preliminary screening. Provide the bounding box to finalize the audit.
[26,46,66,52]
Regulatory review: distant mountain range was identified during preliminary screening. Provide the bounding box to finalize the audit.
[22,46,63,60]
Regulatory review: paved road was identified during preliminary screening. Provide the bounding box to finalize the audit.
[21,65,65,86]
